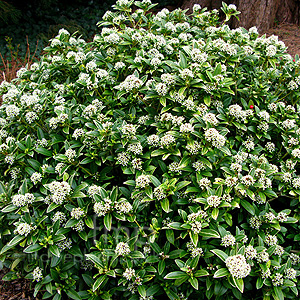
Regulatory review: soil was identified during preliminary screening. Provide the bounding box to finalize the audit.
[0,269,40,300]
[0,22,300,300]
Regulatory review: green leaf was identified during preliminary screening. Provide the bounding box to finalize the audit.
[211,208,219,220]
[146,284,161,296]
[241,199,255,215]
[85,254,104,268]
[66,289,81,300]
[256,277,263,289]
[36,148,52,157]
[166,229,175,244]
[194,269,209,277]
[84,217,94,229]
[2,204,17,212]
[149,175,161,187]
[273,286,284,300]
[129,251,144,259]
[158,260,165,275]
[200,229,220,238]
[214,268,230,278]
[189,231,198,246]
[211,249,228,262]
[213,62,222,76]
[92,275,107,292]
[188,277,198,290]
[8,235,25,247]
[232,277,244,293]
[164,271,187,280]
[138,285,146,297]
[104,214,112,231]
[161,198,170,213]
[24,244,43,253]
[179,51,187,69]
[49,245,60,257]
[176,181,191,191]
[204,95,211,106]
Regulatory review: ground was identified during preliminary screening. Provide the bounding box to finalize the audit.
[0,22,299,300]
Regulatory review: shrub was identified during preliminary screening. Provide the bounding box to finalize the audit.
[0,1,299,299]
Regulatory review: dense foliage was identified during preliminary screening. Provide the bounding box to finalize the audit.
[0,1,299,299]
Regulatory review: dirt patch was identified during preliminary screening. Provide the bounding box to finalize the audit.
[265,23,300,57]
[0,269,40,300]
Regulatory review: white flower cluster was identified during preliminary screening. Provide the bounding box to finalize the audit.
[48,181,71,204]
[204,128,226,148]
[187,242,203,258]
[32,267,43,282]
[207,195,221,207]
[136,175,151,188]
[71,207,86,219]
[221,234,236,247]
[153,186,167,200]
[14,223,34,236]
[115,242,131,256]
[225,254,251,278]
[94,198,112,216]
[265,234,278,246]
[245,245,257,260]
[30,172,42,185]
[57,238,72,250]
[115,201,133,214]
[123,268,136,280]
[12,193,35,207]
[52,211,67,224]
[119,75,143,92]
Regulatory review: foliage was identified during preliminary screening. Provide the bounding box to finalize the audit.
[0,1,300,299]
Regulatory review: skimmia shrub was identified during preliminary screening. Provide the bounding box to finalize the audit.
[0,1,299,299]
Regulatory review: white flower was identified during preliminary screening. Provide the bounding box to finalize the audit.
[160,134,175,148]
[291,148,300,158]
[207,195,221,207]
[6,105,20,119]
[285,268,297,280]
[52,211,67,223]
[179,68,193,79]
[266,45,276,57]
[256,250,269,263]
[265,234,278,246]
[115,242,131,256]
[241,175,255,186]
[180,123,194,133]
[94,198,112,216]
[225,255,251,278]
[115,201,132,214]
[245,245,257,260]
[117,152,131,166]
[136,175,151,188]
[272,273,284,286]
[203,113,219,125]
[15,223,32,236]
[119,75,142,92]
[193,4,201,12]
[128,143,143,155]
[65,148,76,161]
[32,267,43,282]
[123,268,136,280]
[88,185,101,196]
[57,238,72,250]
[30,172,42,185]
[221,234,236,247]
[71,207,86,220]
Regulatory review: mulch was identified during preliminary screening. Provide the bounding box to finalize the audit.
[0,269,38,300]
